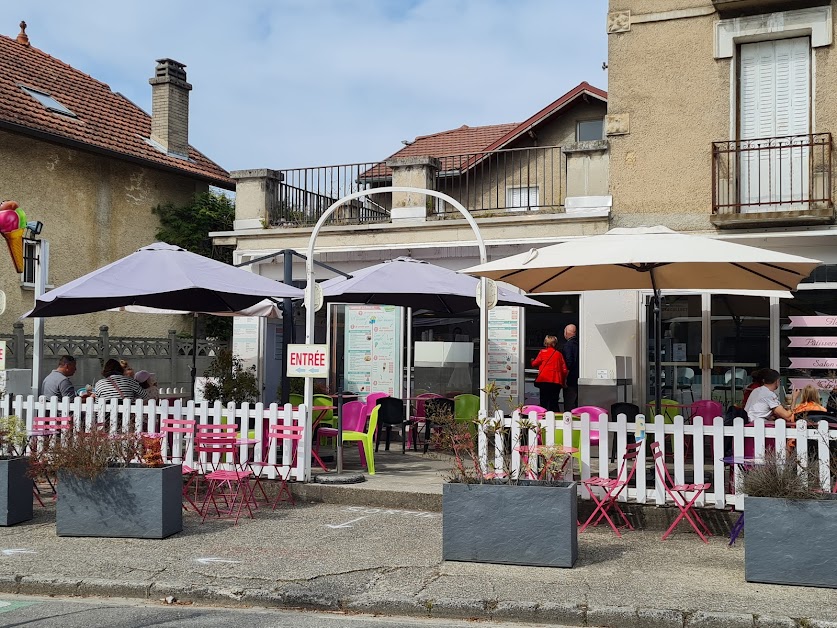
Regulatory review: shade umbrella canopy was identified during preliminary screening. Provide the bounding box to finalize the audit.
[320,256,546,313]
[26,243,301,318]
[108,299,282,318]
[461,226,820,293]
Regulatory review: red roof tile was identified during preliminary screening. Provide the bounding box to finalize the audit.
[362,82,607,180]
[0,34,233,189]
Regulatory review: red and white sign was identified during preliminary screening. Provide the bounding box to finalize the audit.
[287,344,329,378]
[0,340,5,370]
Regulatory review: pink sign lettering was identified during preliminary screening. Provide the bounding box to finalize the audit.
[787,337,837,348]
[789,378,837,390]
[788,357,837,369]
[788,316,837,329]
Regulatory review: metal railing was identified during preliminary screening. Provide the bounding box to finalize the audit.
[433,146,564,217]
[712,133,832,214]
[271,162,391,227]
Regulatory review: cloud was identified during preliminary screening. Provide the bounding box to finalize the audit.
[1,0,607,171]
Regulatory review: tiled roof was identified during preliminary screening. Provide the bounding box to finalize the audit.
[361,82,607,180]
[0,33,233,189]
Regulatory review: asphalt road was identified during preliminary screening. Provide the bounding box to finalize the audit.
[0,595,564,628]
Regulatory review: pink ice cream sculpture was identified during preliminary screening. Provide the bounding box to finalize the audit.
[0,200,26,273]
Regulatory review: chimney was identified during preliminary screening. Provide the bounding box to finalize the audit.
[148,58,192,157]
[16,21,29,46]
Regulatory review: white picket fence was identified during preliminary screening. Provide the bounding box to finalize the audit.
[478,410,837,511]
[0,395,306,481]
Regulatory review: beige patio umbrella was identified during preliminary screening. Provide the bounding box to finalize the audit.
[461,226,821,412]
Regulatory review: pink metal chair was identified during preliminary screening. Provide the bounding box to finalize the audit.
[571,406,605,446]
[196,435,254,524]
[161,418,200,512]
[30,416,73,500]
[261,423,304,509]
[317,401,370,467]
[363,392,388,422]
[690,400,724,426]
[411,393,444,450]
[580,442,641,537]
[650,441,712,543]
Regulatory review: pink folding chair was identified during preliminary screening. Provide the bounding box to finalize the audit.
[580,442,641,537]
[650,441,712,543]
[260,423,304,509]
[196,435,254,524]
[30,416,73,500]
[161,418,199,513]
[196,423,267,505]
[571,406,605,446]
[411,393,443,451]
[317,401,370,467]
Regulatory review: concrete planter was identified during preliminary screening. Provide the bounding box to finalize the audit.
[57,464,182,539]
[744,495,837,588]
[443,481,578,568]
[0,457,33,526]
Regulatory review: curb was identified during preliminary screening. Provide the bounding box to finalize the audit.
[0,575,830,627]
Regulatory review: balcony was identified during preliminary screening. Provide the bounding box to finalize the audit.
[266,145,607,228]
[711,132,833,228]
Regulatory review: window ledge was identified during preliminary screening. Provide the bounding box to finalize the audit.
[563,140,609,154]
[711,206,835,229]
[20,282,54,291]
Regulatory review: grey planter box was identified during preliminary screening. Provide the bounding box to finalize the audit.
[57,464,182,539]
[0,457,33,526]
[745,495,837,588]
[443,481,578,568]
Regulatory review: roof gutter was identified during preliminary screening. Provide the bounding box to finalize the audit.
[0,120,235,190]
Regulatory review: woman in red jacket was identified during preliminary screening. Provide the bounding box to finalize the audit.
[532,335,569,412]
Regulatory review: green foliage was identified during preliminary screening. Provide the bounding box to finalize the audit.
[202,349,260,404]
[30,429,148,480]
[0,415,27,456]
[153,191,236,340]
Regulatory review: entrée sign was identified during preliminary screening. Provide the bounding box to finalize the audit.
[286,344,329,378]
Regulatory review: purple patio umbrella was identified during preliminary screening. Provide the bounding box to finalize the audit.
[26,242,301,318]
[320,257,545,312]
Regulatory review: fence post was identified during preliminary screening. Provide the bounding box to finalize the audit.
[98,325,109,365]
[168,330,178,388]
[12,322,25,368]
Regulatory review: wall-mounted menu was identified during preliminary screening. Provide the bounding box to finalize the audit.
[785,315,837,390]
[344,305,402,396]
[487,306,523,413]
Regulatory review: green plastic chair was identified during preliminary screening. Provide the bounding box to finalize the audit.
[312,395,336,428]
[553,426,582,467]
[289,393,304,407]
[658,398,679,424]
[343,405,380,474]
[454,394,480,422]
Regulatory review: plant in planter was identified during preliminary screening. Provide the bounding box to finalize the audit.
[33,428,182,539]
[0,415,33,526]
[434,383,578,568]
[741,448,837,588]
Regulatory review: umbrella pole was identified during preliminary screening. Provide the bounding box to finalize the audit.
[191,313,198,399]
[650,271,662,417]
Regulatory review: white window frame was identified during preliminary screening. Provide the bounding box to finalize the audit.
[505,186,540,212]
[576,119,604,142]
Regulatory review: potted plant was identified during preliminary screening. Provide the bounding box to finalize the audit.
[0,415,33,526]
[741,448,837,588]
[437,383,578,568]
[33,428,182,539]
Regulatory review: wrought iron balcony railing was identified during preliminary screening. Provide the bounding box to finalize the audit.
[712,133,832,215]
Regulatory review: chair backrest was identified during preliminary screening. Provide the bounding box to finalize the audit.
[724,368,747,385]
[266,423,304,463]
[521,405,547,416]
[454,394,480,421]
[425,397,455,422]
[312,395,334,423]
[376,397,406,425]
[679,367,695,383]
[289,393,304,407]
[32,416,73,431]
[654,399,679,424]
[364,392,388,417]
[194,433,237,456]
[616,442,642,485]
[366,405,381,436]
[610,402,640,422]
[340,401,367,432]
[414,393,443,418]
[196,423,237,439]
[649,441,675,488]
[690,400,723,426]
[161,418,196,434]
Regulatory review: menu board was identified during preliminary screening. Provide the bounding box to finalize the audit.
[344,305,402,396]
[232,316,260,370]
[487,306,523,412]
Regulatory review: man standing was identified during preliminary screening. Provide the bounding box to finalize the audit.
[562,324,579,411]
[41,355,77,399]
[744,368,792,422]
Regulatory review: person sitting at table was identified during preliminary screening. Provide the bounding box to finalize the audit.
[94,359,148,401]
[135,370,159,400]
[744,368,792,422]
[41,355,77,399]
[740,368,767,408]
[119,359,135,379]
[791,384,826,421]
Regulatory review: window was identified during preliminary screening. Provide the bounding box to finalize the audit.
[576,119,604,142]
[21,239,36,285]
[505,186,540,212]
[19,86,76,117]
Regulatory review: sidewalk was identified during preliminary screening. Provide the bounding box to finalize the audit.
[0,453,835,627]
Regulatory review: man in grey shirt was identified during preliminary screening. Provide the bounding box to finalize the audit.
[41,355,77,399]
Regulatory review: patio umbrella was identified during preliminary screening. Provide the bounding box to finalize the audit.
[320,256,546,312]
[26,242,301,317]
[108,299,282,318]
[461,226,821,412]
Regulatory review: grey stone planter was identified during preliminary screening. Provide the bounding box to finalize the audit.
[745,495,837,588]
[57,464,182,539]
[443,481,578,568]
[0,457,33,526]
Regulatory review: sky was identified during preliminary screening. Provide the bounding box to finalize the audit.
[0,1,608,172]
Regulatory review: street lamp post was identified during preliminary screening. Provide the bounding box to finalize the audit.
[302,187,489,481]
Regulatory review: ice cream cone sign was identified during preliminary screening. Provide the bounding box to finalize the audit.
[0,200,26,273]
